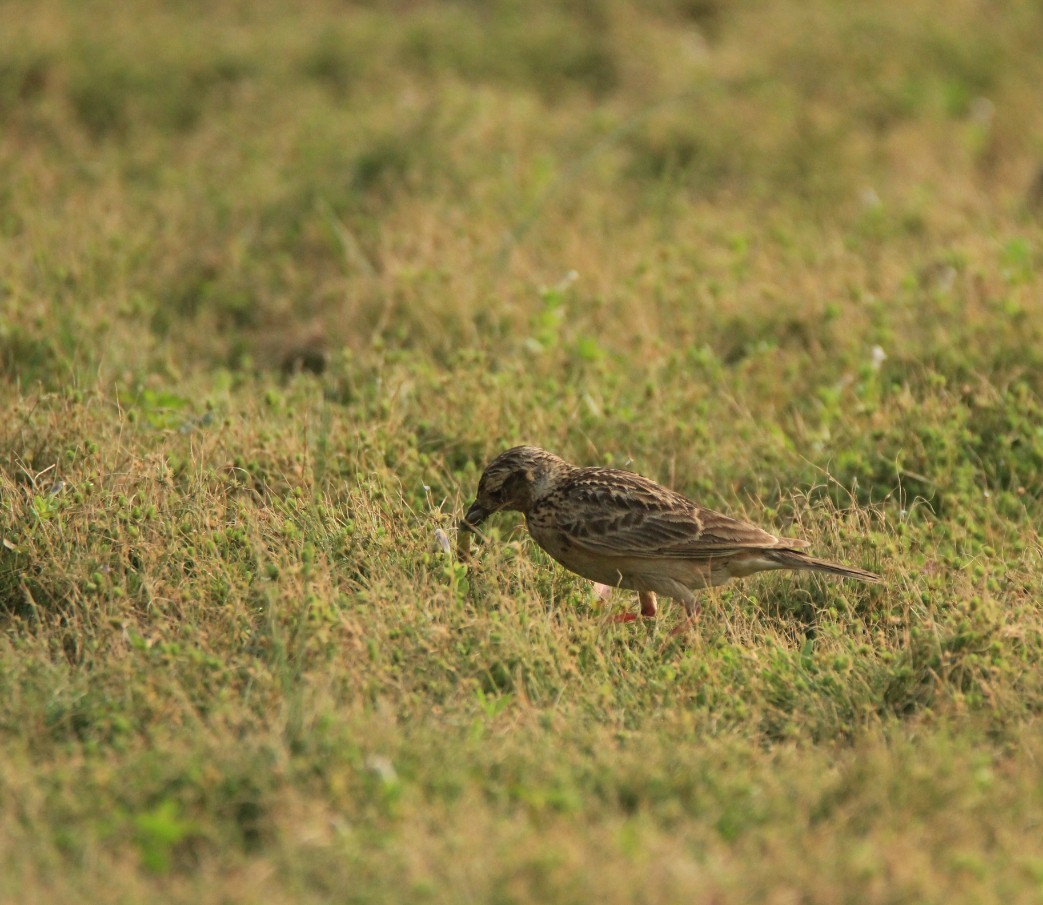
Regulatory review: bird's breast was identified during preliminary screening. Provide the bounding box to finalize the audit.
[525,516,631,587]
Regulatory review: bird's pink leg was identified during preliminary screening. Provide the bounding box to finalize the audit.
[671,600,702,635]
[610,591,657,623]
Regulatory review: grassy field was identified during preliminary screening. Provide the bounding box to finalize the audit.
[3,0,1043,901]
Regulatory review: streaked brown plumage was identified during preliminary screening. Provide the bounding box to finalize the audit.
[460,446,881,621]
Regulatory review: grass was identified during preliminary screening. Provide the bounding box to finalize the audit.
[2,0,1043,901]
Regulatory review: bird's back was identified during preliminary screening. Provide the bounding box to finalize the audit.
[528,466,799,561]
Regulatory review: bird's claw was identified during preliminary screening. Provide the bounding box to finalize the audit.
[670,612,701,636]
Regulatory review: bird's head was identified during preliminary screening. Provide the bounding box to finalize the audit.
[460,446,569,532]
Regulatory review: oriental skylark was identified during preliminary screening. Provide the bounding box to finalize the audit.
[460,446,880,621]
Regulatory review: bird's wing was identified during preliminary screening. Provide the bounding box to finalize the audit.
[535,468,798,559]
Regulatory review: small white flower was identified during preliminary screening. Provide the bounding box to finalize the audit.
[364,755,398,785]
[970,97,994,125]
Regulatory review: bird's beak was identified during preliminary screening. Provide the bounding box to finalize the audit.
[460,500,491,533]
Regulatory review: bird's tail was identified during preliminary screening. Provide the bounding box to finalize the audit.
[767,549,882,584]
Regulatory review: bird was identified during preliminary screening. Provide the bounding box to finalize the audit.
[459,446,881,623]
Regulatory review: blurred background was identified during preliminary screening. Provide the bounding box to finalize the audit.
[4,0,1041,382]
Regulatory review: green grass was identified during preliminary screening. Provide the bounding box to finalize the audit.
[3,0,1043,901]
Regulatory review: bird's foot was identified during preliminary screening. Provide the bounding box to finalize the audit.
[607,591,659,624]
[670,609,701,636]
[608,612,657,624]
